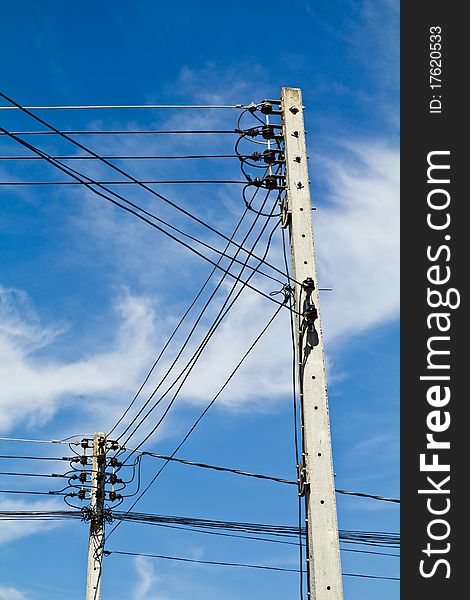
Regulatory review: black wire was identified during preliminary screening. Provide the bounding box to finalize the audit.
[336,489,400,504]
[0,455,72,461]
[0,154,252,160]
[0,92,297,287]
[0,180,248,185]
[119,217,282,452]
[0,125,296,313]
[127,451,399,503]
[0,129,239,136]
[0,508,400,551]
[105,304,284,543]
[0,509,400,559]
[0,471,68,478]
[133,452,295,485]
[106,550,399,580]
[116,186,278,447]
[281,227,304,599]
[0,489,67,495]
[107,549,303,573]
[119,218,275,456]
[108,200,256,438]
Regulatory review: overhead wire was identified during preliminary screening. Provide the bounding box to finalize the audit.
[0,103,250,110]
[0,455,73,461]
[105,550,399,580]
[114,181,280,447]
[0,179,249,185]
[116,214,281,453]
[0,154,252,160]
[0,436,81,445]
[0,125,296,312]
[107,201,255,437]
[105,304,284,543]
[0,508,400,560]
[0,129,239,136]
[121,450,400,504]
[0,91,297,288]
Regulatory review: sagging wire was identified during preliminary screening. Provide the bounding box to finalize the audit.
[113,187,282,452]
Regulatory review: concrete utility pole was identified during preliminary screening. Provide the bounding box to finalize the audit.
[281,87,344,600]
[86,432,107,600]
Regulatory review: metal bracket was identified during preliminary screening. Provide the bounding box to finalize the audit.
[281,193,291,228]
[297,457,308,497]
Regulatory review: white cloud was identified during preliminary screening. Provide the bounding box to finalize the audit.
[0,497,63,545]
[132,556,178,600]
[315,142,399,343]
[0,139,398,434]
[0,286,159,432]
[0,586,28,600]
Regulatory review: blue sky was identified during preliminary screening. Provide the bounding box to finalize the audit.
[0,1,399,599]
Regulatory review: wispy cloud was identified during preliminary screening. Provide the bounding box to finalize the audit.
[0,133,398,435]
[0,497,63,544]
[0,586,28,600]
[0,286,159,432]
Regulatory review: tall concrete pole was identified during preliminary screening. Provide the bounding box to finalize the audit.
[281,87,344,600]
[86,432,107,600]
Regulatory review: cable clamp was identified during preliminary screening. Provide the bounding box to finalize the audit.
[270,284,294,305]
[280,194,291,229]
[297,458,308,497]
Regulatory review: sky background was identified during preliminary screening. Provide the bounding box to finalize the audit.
[0,1,399,599]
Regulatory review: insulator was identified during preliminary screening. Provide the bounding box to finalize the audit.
[302,277,315,293]
[259,101,273,114]
[264,174,281,189]
[261,125,276,140]
[262,149,277,164]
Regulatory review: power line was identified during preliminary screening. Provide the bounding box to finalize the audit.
[0,180,249,185]
[335,488,400,504]
[106,549,304,573]
[0,455,72,461]
[0,436,80,445]
[0,130,239,136]
[0,124,295,298]
[105,550,399,580]
[1,124,290,291]
[0,471,68,478]
[131,450,295,484]
[0,92,297,288]
[105,304,284,542]
[108,203,255,437]
[0,508,400,552]
[0,489,67,496]
[0,154,250,160]
[123,450,400,503]
[0,104,249,110]
[0,125,296,313]
[115,187,280,447]
[118,218,281,450]
[108,184,278,440]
